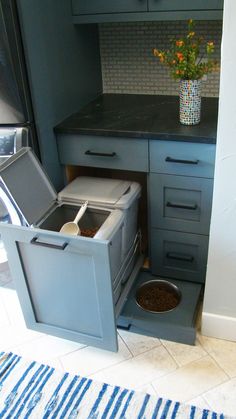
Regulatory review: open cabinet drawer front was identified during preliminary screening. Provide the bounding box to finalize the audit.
[1,224,118,352]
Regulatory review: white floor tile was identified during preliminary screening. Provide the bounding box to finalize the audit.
[0,325,42,352]
[118,329,161,356]
[59,336,131,377]
[0,295,10,327]
[151,355,228,403]
[91,345,177,390]
[16,334,85,364]
[198,334,236,377]
[0,286,26,328]
[161,338,207,367]
[202,377,236,417]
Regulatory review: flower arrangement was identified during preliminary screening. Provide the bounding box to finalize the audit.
[153,20,218,80]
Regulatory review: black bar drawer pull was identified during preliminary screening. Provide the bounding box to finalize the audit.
[85,150,117,158]
[31,237,68,250]
[165,156,199,165]
[166,202,198,211]
[166,252,194,262]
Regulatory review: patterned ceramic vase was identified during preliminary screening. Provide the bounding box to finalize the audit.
[179,79,202,125]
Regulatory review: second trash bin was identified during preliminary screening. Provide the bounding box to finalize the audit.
[59,176,141,256]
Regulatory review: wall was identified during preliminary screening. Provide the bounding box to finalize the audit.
[202,0,236,341]
[17,0,102,190]
[99,21,222,97]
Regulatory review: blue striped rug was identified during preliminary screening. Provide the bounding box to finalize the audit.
[0,352,232,419]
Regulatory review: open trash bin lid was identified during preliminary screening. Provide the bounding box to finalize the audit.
[58,176,141,209]
[0,147,57,226]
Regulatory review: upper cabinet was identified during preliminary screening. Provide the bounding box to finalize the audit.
[149,0,223,12]
[71,0,224,23]
[72,0,147,15]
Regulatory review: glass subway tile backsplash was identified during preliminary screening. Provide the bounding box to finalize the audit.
[99,21,222,97]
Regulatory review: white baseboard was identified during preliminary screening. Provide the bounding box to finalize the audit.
[201,311,236,341]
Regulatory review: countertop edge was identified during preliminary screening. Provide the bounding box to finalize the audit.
[54,128,216,144]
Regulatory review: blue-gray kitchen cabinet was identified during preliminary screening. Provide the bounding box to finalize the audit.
[54,132,216,342]
[71,0,223,22]
[72,0,223,14]
[149,139,216,282]
[56,134,216,284]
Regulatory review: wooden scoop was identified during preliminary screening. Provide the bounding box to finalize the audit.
[60,201,88,235]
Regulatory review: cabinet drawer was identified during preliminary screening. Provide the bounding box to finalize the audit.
[149,140,215,178]
[150,229,209,283]
[57,134,148,172]
[149,173,213,234]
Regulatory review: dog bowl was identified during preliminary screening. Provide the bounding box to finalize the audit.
[135,279,181,313]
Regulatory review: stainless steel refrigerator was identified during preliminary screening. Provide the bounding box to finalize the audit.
[0,0,39,223]
[0,0,39,143]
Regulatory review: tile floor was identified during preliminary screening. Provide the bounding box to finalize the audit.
[0,256,236,417]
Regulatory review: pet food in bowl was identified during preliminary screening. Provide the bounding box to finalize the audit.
[136,280,181,313]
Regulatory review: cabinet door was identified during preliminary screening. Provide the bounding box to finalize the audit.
[72,0,147,15]
[148,0,223,12]
[1,224,118,352]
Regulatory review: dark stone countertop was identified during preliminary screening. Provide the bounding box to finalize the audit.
[54,94,218,144]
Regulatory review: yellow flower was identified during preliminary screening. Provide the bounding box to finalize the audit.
[187,31,195,38]
[207,41,215,54]
[176,40,184,47]
[153,48,159,57]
